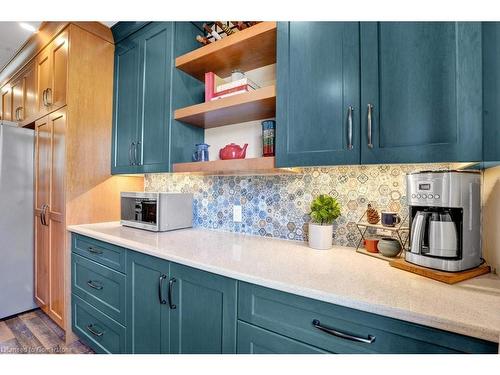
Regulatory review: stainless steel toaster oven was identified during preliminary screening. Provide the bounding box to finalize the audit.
[120,192,193,232]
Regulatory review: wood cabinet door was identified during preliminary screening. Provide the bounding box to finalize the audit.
[111,36,140,174]
[360,22,482,164]
[47,108,66,327]
[276,22,361,167]
[169,263,237,354]
[23,61,37,122]
[11,76,24,122]
[37,46,51,114]
[136,22,173,173]
[34,116,50,311]
[49,30,68,110]
[1,85,12,121]
[126,251,170,354]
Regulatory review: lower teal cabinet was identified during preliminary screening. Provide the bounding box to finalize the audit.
[71,234,498,354]
[169,263,237,353]
[126,251,170,354]
[237,321,328,354]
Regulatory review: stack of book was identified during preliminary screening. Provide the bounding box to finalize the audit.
[205,72,259,102]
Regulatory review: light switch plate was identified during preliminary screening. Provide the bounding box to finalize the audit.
[233,205,242,222]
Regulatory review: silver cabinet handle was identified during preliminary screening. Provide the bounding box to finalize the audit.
[88,246,103,255]
[347,106,354,150]
[135,141,141,166]
[87,280,103,290]
[129,142,135,166]
[168,277,177,310]
[86,324,104,337]
[367,104,374,148]
[17,107,23,121]
[45,88,52,106]
[15,107,19,121]
[42,89,47,107]
[312,319,376,344]
[41,204,49,226]
[158,274,167,304]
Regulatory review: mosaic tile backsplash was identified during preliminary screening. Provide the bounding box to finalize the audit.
[145,164,452,248]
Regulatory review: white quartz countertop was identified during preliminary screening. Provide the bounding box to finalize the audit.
[67,222,500,344]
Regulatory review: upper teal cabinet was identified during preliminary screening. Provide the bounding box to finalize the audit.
[360,22,482,164]
[482,22,500,162]
[276,22,361,167]
[276,22,483,167]
[111,22,203,174]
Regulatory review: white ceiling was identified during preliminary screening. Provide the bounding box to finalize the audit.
[0,22,42,69]
[0,21,117,70]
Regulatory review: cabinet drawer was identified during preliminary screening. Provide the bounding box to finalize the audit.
[237,321,328,354]
[72,234,126,273]
[238,282,496,354]
[72,253,126,324]
[72,294,126,354]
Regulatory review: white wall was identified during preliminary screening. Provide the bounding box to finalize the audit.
[204,64,276,161]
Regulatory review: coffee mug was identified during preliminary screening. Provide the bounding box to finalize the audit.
[381,211,401,227]
[363,238,380,253]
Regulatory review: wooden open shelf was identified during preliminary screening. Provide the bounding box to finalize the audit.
[172,157,299,176]
[176,22,277,81]
[174,85,276,128]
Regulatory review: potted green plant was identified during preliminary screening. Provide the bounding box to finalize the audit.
[308,194,341,250]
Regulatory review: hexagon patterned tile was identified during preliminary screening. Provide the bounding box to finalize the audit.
[145,164,452,248]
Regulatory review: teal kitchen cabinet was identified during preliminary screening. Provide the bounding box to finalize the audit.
[276,22,361,167]
[482,22,500,162]
[360,22,482,164]
[169,263,237,353]
[276,22,483,167]
[126,250,170,354]
[111,22,203,174]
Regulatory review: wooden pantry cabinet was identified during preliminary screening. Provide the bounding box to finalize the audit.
[0,22,145,332]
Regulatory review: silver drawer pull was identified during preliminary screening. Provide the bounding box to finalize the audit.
[88,246,103,255]
[367,103,374,148]
[312,319,376,344]
[86,324,104,337]
[347,105,354,150]
[87,280,103,290]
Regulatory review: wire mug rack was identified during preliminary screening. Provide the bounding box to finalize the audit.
[355,212,410,262]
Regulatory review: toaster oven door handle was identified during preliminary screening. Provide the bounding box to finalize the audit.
[312,319,376,344]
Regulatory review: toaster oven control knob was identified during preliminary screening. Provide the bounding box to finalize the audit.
[422,194,427,199]
[412,194,416,198]
[428,194,433,199]
[417,194,421,198]
[434,194,440,199]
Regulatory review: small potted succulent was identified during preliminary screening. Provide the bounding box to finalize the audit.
[308,194,341,250]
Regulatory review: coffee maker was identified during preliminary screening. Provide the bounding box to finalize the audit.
[406,171,482,272]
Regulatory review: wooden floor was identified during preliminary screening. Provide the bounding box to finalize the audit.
[0,309,93,354]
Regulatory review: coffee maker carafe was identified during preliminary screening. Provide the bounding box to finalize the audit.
[406,171,481,272]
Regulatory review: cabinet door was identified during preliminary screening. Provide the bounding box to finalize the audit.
[1,84,12,121]
[483,22,500,162]
[126,251,170,354]
[34,116,50,311]
[23,61,37,122]
[47,109,66,328]
[169,263,237,354]
[37,46,51,114]
[360,22,482,164]
[136,22,173,173]
[11,76,24,122]
[111,36,140,174]
[49,30,68,110]
[276,22,360,167]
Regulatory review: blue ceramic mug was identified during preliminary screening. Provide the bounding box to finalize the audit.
[381,211,401,227]
[192,143,210,162]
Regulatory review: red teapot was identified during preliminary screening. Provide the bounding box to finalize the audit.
[219,143,248,160]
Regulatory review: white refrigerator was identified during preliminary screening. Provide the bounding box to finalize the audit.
[0,122,37,319]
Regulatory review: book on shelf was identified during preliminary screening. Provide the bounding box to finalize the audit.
[204,72,259,102]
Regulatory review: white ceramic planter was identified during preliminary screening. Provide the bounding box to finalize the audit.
[308,223,333,250]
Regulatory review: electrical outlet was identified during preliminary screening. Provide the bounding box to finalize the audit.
[233,205,242,223]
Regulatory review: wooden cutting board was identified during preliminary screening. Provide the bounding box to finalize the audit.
[389,258,490,284]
